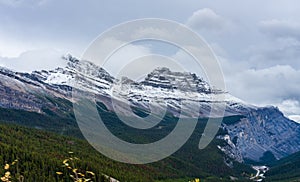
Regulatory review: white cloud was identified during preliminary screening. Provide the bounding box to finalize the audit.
[277,99,300,115]
[186,8,232,33]
[276,100,300,123]
[185,9,300,123]
[244,38,300,72]
[225,65,300,105]
[259,19,300,40]
[101,44,152,77]
[0,0,299,123]
[289,115,300,123]
[0,49,66,72]
[221,63,300,122]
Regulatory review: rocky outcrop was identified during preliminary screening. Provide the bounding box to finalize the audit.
[220,107,300,162]
[0,55,299,163]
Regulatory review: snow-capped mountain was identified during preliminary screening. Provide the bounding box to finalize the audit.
[0,54,300,163]
[109,66,253,118]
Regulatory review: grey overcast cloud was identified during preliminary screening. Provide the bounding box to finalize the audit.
[0,0,299,122]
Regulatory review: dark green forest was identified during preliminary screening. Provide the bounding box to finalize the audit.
[0,101,299,181]
[0,103,255,181]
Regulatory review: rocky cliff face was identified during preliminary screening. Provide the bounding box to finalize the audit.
[111,67,251,118]
[0,67,46,113]
[0,54,299,163]
[219,107,300,162]
[0,54,113,114]
[142,67,212,93]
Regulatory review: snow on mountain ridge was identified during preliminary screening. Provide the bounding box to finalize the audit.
[142,67,213,93]
[0,54,255,115]
[32,56,300,162]
[35,55,253,116]
[0,54,300,163]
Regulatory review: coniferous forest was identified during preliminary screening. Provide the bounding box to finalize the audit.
[0,105,255,182]
[0,105,299,181]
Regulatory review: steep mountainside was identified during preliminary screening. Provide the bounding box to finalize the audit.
[219,107,300,163]
[0,54,299,164]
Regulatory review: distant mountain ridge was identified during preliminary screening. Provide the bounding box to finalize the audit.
[0,54,300,164]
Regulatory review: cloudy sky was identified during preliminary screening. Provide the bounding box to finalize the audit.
[0,0,300,122]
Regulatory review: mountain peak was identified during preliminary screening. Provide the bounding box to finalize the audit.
[150,67,197,78]
[152,67,171,73]
[62,53,79,64]
[142,67,212,93]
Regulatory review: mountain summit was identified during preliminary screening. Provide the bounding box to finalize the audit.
[0,54,299,164]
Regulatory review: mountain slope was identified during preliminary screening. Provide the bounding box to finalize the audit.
[219,107,300,163]
[0,113,254,182]
[0,122,155,181]
[0,54,299,165]
[265,151,300,181]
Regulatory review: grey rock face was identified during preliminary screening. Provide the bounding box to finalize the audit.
[222,107,300,162]
[0,55,114,113]
[0,56,299,163]
[142,67,213,93]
